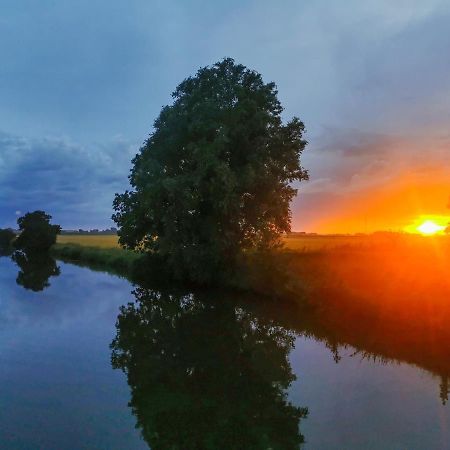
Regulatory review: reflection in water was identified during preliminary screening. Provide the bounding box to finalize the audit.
[111,283,450,449]
[441,376,449,405]
[12,251,61,292]
[111,287,308,449]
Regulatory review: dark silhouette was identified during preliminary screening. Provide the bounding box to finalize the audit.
[12,251,60,291]
[440,376,449,405]
[14,211,61,254]
[111,288,307,449]
[113,58,308,283]
[0,228,16,255]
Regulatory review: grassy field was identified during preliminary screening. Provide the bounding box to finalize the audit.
[58,232,445,252]
[282,234,369,251]
[58,234,120,248]
[57,233,373,251]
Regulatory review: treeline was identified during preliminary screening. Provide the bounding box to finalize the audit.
[61,227,117,235]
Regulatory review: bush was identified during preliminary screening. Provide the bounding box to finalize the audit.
[15,211,61,253]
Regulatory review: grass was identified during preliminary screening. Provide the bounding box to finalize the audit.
[51,242,142,278]
[58,232,414,252]
[282,234,369,251]
[57,234,120,248]
[54,233,450,305]
[58,233,370,251]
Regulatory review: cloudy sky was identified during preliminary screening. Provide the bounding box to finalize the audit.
[1,0,449,232]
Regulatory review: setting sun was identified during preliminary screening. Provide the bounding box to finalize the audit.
[417,220,445,236]
[403,215,450,236]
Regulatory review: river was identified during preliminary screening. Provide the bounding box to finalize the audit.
[0,256,448,449]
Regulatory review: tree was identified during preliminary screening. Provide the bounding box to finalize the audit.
[0,228,16,254]
[445,224,450,235]
[113,58,308,282]
[14,211,61,253]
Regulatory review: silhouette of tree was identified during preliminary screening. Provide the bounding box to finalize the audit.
[111,288,307,449]
[445,224,450,235]
[12,251,60,291]
[0,228,16,255]
[14,211,61,253]
[113,58,308,283]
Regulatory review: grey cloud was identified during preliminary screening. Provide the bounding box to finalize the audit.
[0,132,136,228]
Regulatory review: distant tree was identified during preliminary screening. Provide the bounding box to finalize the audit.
[113,58,308,282]
[14,211,61,253]
[445,224,450,235]
[0,228,16,254]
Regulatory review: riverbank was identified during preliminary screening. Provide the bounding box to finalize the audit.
[52,233,450,303]
[51,236,450,400]
[51,241,306,300]
[51,243,142,279]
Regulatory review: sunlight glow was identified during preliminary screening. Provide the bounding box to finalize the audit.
[417,220,445,236]
[403,215,450,236]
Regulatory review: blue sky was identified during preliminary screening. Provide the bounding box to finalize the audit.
[1,0,449,230]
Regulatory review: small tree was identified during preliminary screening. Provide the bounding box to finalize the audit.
[113,59,308,282]
[445,224,450,235]
[14,211,61,253]
[0,228,16,254]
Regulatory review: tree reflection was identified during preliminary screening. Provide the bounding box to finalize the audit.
[111,287,307,449]
[12,251,61,292]
[440,376,449,405]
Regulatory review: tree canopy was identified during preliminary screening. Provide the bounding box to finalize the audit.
[14,210,61,253]
[113,58,308,282]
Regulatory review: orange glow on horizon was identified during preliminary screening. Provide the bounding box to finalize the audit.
[404,216,449,235]
[293,169,450,234]
[416,220,445,235]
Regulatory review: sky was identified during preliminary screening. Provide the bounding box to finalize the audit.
[1,0,449,232]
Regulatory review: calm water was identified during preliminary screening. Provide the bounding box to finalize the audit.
[0,256,448,449]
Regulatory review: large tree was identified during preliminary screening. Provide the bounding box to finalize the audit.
[14,211,61,253]
[113,58,308,282]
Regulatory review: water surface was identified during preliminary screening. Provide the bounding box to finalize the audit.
[0,256,448,449]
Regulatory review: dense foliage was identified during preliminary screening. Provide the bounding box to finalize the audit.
[15,211,61,253]
[0,228,16,254]
[113,58,308,282]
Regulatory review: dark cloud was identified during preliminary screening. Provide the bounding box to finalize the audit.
[0,132,135,228]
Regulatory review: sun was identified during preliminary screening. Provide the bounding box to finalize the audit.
[417,220,445,236]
